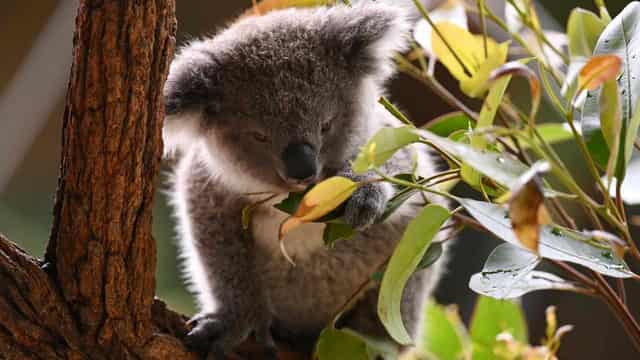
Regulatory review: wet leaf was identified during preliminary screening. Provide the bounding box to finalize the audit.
[508,162,551,253]
[378,205,451,345]
[352,127,420,174]
[582,2,640,170]
[431,22,510,98]
[419,130,529,189]
[469,244,578,299]
[458,198,635,278]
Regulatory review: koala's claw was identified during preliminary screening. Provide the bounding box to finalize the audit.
[185,312,278,360]
[344,183,388,230]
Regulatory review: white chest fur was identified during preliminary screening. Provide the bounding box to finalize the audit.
[250,195,327,259]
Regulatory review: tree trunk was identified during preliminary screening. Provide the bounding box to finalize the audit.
[0,1,199,358]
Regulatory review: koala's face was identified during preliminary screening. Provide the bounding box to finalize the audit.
[164,4,409,193]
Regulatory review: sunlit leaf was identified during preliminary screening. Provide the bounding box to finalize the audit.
[567,8,606,58]
[352,127,420,174]
[417,301,465,360]
[457,198,635,278]
[413,0,468,56]
[470,296,527,360]
[508,162,551,253]
[532,124,574,145]
[582,2,640,171]
[469,244,578,299]
[431,22,510,98]
[578,55,622,92]
[314,328,368,360]
[378,205,451,345]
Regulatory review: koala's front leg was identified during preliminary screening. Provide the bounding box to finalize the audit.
[182,182,275,359]
[337,167,393,230]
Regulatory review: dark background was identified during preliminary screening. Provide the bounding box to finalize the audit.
[0,1,637,358]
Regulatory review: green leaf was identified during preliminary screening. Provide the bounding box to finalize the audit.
[458,198,635,278]
[352,126,420,174]
[533,123,574,146]
[470,296,527,360]
[581,2,640,173]
[469,243,578,299]
[462,76,513,187]
[323,221,354,247]
[274,191,306,214]
[417,242,444,270]
[378,204,451,345]
[424,111,474,137]
[315,328,368,360]
[417,301,465,360]
[567,8,606,58]
[421,131,529,189]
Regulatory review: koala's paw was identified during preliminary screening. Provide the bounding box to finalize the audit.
[185,312,276,360]
[344,183,389,230]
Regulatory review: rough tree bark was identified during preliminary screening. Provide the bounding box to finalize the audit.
[0,1,198,358]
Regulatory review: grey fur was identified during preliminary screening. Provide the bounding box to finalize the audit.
[163,3,449,357]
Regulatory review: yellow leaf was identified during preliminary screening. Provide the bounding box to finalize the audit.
[293,176,358,221]
[432,22,510,98]
[278,176,358,264]
[578,54,622,91]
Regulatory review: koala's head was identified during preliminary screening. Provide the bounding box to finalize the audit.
[163,4,409,193]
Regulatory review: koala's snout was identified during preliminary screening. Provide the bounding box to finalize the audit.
[281,142,317,184]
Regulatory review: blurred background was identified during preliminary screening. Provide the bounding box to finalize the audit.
[0,0,637,358]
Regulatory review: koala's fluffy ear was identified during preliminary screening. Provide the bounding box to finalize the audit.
[163,43,222,155]
[323,4,410,82]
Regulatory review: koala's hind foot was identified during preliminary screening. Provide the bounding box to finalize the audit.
[185,312,277,360]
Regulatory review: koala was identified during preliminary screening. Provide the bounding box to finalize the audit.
[163,3,448,358]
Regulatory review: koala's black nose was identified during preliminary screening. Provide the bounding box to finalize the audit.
[282,143,317,181]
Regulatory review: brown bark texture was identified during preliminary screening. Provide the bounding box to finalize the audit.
[0,0,199,358]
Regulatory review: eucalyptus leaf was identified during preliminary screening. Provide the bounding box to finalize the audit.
[323,222,355,247]
[420,130,529,189]
[352,126,420,174]
[470,296,527,360]
[417,242,444,270]
[417,301,465,360]
[567,8,605,58]
[457,198,635,278]
[378,204,451,345]
[469,244,578,299]
[424,111,474,137]
[462,76,513,187]
[581,2,640,173]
